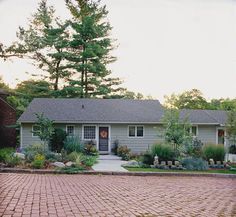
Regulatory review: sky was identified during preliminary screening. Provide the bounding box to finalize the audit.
[0,0,236,102]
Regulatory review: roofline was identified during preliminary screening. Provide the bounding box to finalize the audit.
[18,121,223,125]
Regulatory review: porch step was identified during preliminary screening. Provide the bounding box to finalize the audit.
[99,155,122,160]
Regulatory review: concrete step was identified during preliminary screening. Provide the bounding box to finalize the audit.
[99,155,122,160]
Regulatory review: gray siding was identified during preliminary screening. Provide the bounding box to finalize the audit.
[21,123,224,153]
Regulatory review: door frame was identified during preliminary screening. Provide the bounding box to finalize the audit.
[216,127,226,146]
[98,125,111,154]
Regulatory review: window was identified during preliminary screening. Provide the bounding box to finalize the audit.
[191,126,198,137]
[128,126,144,137]
[66,125,75,136]
[137,126,144,137]
[32,125,40,137]
[128,126,136,137]
[83,126,96,139]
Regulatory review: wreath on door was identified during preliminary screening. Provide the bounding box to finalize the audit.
[100,130,108,138]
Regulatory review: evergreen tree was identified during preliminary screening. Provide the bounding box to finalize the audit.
[63,0,123,98]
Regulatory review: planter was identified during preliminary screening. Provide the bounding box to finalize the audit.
[226,154,236,163]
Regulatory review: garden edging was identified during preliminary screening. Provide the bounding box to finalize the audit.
[1,167,236,178]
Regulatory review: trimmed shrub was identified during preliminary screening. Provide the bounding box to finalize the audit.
[81,155,98,167]
[229,145,236,154]
[141,152,153,165]
[117,145,131,161]
[31,154,45,169]
[202,144,225,161]
[83,141,98,156]
[181,157,208,171]
[24,144,45,162]
[5,155,21,167]
[64,136,83,154]
[0,148,14,163]
[50,128,67,152]
[151,143,175,161]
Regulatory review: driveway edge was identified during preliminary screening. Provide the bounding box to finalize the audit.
[0,167,236,178]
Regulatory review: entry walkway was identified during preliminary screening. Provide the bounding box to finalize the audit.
[92,155,128,172]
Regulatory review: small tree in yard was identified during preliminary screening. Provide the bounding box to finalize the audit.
[162,109,192,156]
[226,110,236,145]
[34,113,54,150]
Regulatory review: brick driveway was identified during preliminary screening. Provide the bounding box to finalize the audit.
[0,173,236,217]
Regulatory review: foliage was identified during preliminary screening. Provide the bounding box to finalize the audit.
[151,143,175,161]
[182,138,203,158]
[202,144,225,161]
[81,155,97,167]
[226,110,236,146]
[24,143,46,162]
[229,145,236,154]
[5,155,21,167]
[34,113,54,149]
[117,145,131,161]
[181,157,209,171]
[162,109,191,148]
[0,148,14,163]
[59,166,85,173]
[50,128,67,152]
[83,141,98,156]
[67,151,79,162]
[31,154,45,169]
[141,152,153,165]
[164,89,209,109]
[64,136,83,154]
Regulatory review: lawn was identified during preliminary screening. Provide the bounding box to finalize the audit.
[125,167,236,174]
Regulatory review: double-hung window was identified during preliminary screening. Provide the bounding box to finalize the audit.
[66,125,75,136]
[32,125,40,137]
[128,126,144,138]
[83,126,96,140]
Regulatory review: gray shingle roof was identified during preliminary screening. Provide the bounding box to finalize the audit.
[18,98,228,125]
[18,98,165,123]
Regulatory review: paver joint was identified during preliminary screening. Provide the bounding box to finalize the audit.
[0,173,236,217]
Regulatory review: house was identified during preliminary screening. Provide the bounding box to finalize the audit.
[0,89,17,148]
[18,98,228,154]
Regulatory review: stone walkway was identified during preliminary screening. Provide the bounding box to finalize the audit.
[0,173,236,217]
[92,155,128,172]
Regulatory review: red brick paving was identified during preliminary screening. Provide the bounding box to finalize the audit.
[0,173,236,217]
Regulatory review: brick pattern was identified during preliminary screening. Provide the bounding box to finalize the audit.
[0,98,16,148]
[0,173,236,217]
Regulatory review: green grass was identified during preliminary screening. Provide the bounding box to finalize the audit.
[125,167,236,174]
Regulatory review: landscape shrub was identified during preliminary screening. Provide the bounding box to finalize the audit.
[202,144,225,161]
[83,141,98,156]
[50,128,67,152]
[117,145,131,161]
[31,154,45,169]
[5,155,21,167]
[229,145,236,154]
[64,136,83,154]
[0,148,14,163]
[111,139,119,155]
[181,157,208,171]
[81,155,98,167]
[183,138,203,158]
[141,152,153,165]
[151,143,175,161]
[24,144,45,162]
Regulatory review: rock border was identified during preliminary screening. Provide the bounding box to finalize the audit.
[0,167,236,178]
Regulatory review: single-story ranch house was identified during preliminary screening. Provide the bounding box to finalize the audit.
[18,98,228,154]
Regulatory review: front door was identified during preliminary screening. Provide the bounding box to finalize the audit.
[99,127,109,152]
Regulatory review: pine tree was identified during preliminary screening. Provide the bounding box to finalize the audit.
[63,0,123,98]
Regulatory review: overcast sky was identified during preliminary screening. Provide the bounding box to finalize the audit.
[0,0,236,102]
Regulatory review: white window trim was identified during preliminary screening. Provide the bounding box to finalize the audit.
[32,125,40,138]
[66,125,75,136]
[82,125,97,140]
[128,125,144,138]
[190,125,198,137]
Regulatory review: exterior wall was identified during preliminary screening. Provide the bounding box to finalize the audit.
[21,123,223,153]
[21,123,82,148]
[0,98,16,148]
